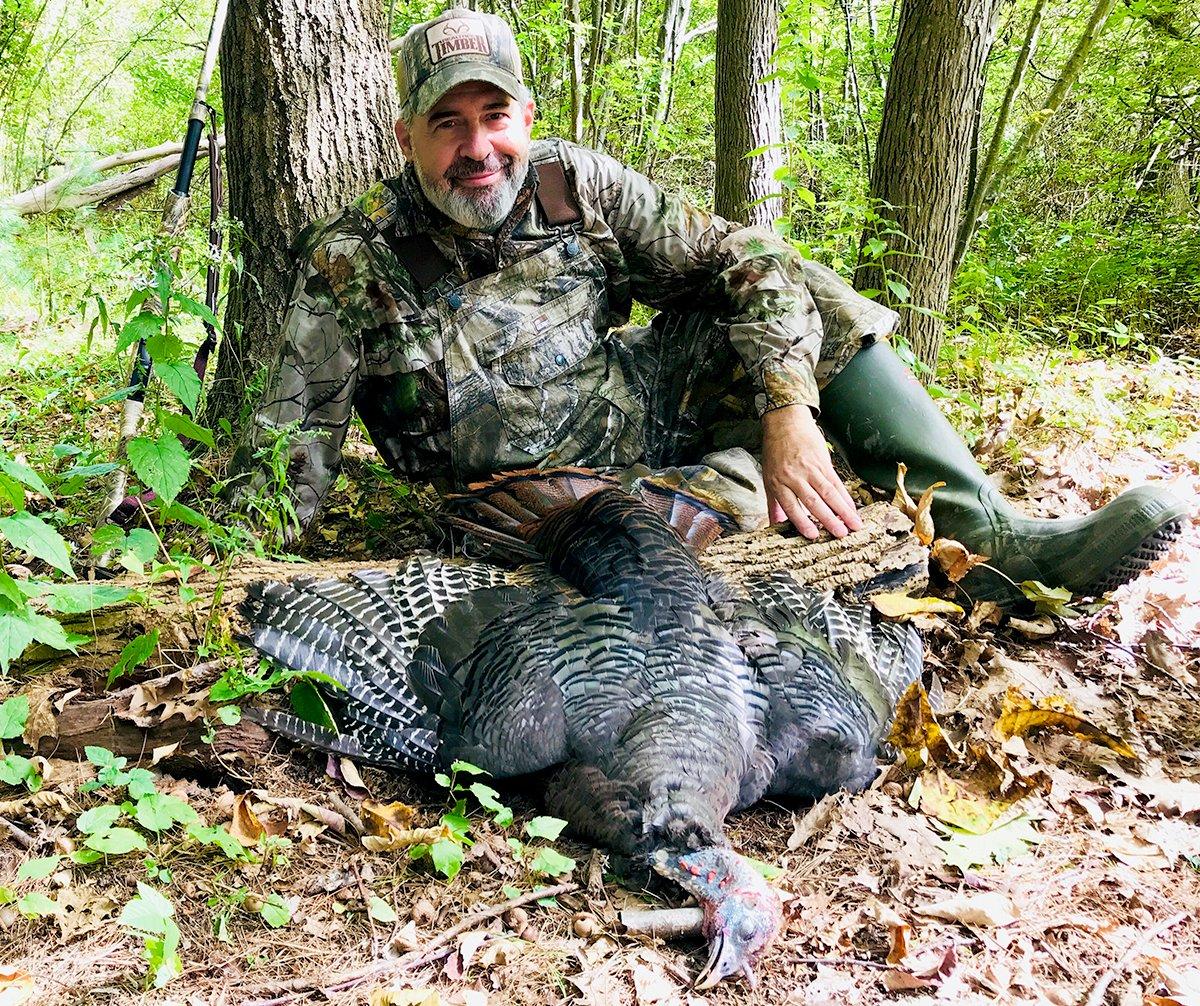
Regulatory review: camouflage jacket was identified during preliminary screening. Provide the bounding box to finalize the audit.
[242,138,896,528]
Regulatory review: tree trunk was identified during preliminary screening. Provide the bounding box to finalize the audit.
[855,0,1000,370]
[205,0,401,428]
[567,0,586,143]
[644,0,691,170]
[714,0,783,226]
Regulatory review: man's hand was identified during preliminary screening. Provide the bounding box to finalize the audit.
[761,404,862,540]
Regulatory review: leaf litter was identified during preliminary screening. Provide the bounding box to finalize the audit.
[2,355,1200,1004]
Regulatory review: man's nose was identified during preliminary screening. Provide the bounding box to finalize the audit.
[460,125,494,163]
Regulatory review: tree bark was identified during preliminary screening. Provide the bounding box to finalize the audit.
[855,0,1000,370]
[206,0,401,428]
[714,0,783,226]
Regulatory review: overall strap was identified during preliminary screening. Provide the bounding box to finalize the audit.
[389,232,456,293]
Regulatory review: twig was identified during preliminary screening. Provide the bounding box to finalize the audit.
[352,862,379,959]
[0,814,35,849]
[240,881,578,1006]
[793,954,893,971]
[1081,910,1188,1006]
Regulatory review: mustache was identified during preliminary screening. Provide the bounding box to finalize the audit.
[445,153,514,181]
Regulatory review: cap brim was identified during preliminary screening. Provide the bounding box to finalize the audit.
[410,63,529,117]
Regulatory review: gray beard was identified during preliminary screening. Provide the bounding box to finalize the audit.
[415,154,527,232]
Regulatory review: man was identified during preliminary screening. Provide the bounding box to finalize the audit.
[235,8,1186,608]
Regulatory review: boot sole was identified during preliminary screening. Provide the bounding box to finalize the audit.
[1088,517,1185,594]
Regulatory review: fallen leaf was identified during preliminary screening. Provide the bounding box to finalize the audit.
[872,593,964,620]
[965,600,1002,632]
[230,793,266,846]
[934,815,1042,871]
[882,941,958,991]
[931,538,990,583]
[630,955,683,1005]
[1103,764,1200,818]
[788,794,840,850]
[918,891,1018,927]
[151,743,179,765]
[915,768,1020,834]
[0,969,35,1006]
[864,901,910,964]
[893,463,945,546]
[886,684,948,769]
[20,687,57,751]
[361,799,452,853]
[993,686,1135,759]
[1008,614,1058,638]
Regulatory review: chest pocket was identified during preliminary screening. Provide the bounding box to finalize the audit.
[482,279,595,385]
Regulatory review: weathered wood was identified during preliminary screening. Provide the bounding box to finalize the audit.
[13,502,924,680]
[10,665,274,769]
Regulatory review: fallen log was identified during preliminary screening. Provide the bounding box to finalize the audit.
[13,501,926,681]
[3,136,225,216]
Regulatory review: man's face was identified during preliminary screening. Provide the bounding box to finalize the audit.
[396,81,535,231]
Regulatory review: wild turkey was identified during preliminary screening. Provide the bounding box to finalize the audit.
[242,469,922,987]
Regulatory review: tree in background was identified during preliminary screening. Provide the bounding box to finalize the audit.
[205,0,400,424]
[856,0,1001,370]
[713,0,783,226]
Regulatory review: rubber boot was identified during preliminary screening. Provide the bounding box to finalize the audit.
[818,341,1189,607]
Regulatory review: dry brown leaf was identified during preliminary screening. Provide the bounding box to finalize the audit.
[361,799,451,852]
[151,743,179,764]
[629,955,683,1006]
[966,600,1003,632]
[886,683,948,769]
[893,462,918,517]
[872,592,964,621]
[882,942,958,991]
[1105,765,1200,818]
[931,538,991,583]
[918,891,1018,927]
[0,969,35,1006]
[20,687,57,750]
[230,793,266,846]
[864,901,910,964]
[993,686,1135,759]
[1008,614,1058,638]
[787,794,840,850]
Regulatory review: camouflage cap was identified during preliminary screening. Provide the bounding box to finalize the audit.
[395,8,529,119]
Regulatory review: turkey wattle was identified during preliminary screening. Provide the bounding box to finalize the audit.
[241,469,923,987]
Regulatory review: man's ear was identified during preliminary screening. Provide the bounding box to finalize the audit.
[522,99,536,134]
[395,118,413,159]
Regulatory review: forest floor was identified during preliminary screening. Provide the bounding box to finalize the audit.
[1,337,1198,1006]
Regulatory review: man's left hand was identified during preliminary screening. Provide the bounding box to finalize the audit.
[760,404,862,540]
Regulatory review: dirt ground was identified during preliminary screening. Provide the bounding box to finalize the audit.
[1,355,1198,1006]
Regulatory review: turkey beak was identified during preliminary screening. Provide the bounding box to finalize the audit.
[694,934,733,991]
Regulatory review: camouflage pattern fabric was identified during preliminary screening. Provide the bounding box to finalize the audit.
[234,139,898,530]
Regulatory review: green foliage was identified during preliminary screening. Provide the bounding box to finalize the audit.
[119,882,183,989]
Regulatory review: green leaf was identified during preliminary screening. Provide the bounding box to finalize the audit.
[17,855,61,881]
[175,293,221,329]
[70,849,104,865]
[886,278,911,303]
[745,856,783,881]
[127,431,190,505]
[0,472,24,511]
[17,891,59,917]
[528,847,576,878]
[468,782,513,826]
[217,705,241,726]
[159,411,214,450]
[84,826,148,855]
[125,529,160,563]
[156,362,202,416]
[289,679,337,730]
[0,695,29,739]
[30,582,134,615]
[501,884,521,900]
[0,511,74,576]
[368,896,397,923]
[0,754,41,790]
[524,816,567,842]
[0,455,51,498]
[430,838,464,881]
[935,816,1042,871]
[157,501,212,531]
[0,570,22,612]
[77,804,124,834]
[107,629,159,688]
[134,792,198,833]
[86,746,124,769]
[450,760,487,776]
[119,881,175,934]
[116,311,164,354]
[1018,580,1079,617]
[441,809,471,842]
[125,767,157,800]
[258,893,291,928]
[187,823,252,861]
[146,329,185,365]
[147,920,183,988]
[0,611,37,673]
